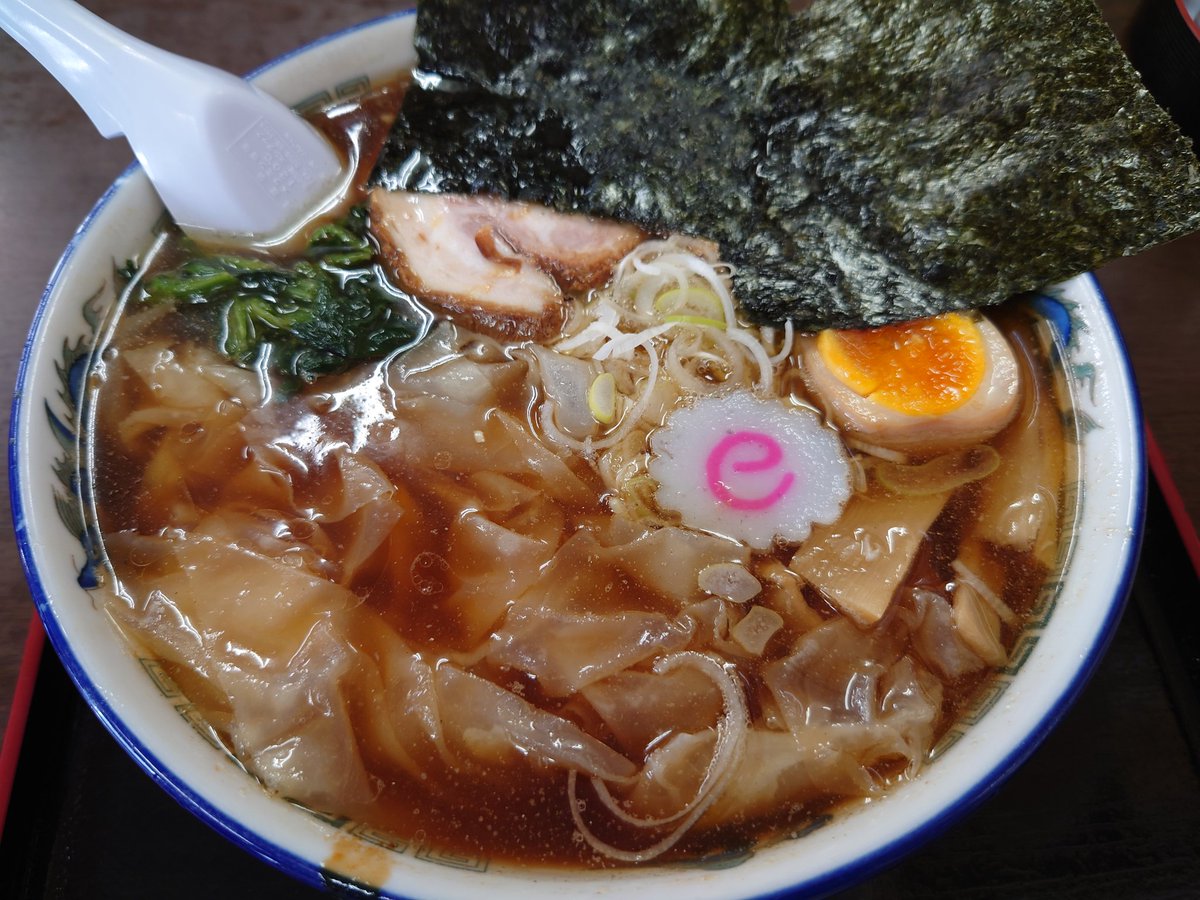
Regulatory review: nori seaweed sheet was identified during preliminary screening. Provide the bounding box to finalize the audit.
[372,0,1200,331]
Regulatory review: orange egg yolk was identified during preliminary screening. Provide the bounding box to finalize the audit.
[816,312,987,416]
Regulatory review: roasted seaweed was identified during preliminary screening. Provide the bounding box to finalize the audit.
[373,0,1200,331]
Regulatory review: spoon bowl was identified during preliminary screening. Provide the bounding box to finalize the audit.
[0,0,344,242]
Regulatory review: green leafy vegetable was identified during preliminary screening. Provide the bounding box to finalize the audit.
[305,207,376,268]
[139,207,422,384]
[374,0,1200,331]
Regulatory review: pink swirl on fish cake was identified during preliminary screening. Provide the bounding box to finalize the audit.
[705,431,796,511]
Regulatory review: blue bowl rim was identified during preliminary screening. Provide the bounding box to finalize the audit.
[7,10,1146,898]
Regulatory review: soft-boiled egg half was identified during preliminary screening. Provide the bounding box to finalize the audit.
[799,312,1021,452]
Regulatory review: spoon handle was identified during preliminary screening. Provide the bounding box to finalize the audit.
[0,0,344,241]
[0,0,152,138]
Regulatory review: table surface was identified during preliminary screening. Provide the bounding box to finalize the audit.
[0,0,1196,890]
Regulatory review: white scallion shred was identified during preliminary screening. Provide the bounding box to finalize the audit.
[845,437,910,463]
[567,651,748,862]
[722,324,775,394]
[593,322,676,362]
[538,399,596,456]
[546,342,662,456]
[766,319,795,365]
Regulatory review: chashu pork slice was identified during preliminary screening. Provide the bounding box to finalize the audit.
[369,189,643,341]
[484,199,645,292]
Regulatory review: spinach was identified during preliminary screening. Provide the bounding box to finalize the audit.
[139,207,422,385]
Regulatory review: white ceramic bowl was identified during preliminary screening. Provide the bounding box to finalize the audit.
[9,10,1144,899]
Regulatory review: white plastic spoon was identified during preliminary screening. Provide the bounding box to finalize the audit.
[0,0,345,243]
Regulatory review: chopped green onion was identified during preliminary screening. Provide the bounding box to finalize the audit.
[587,372,619,424]
[654,286,727,328]
[663,313,727,328]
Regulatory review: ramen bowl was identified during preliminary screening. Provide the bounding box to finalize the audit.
[9,10,1143,899]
